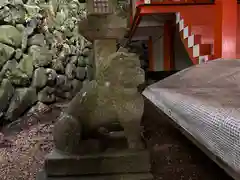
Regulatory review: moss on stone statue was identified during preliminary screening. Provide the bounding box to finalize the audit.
[53,48,145,154]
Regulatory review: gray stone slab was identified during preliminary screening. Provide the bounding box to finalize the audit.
[45,149,151,176]
[37,171,153,180]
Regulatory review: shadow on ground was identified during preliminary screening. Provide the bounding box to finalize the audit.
[142,99,233,180]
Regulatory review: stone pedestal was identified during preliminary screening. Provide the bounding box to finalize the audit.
[37,148,153,180]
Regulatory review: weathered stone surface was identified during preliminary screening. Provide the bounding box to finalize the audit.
[0,59,18,78]
[0,43,15,68]
[65,63,76,80]
[17,54,34,77]
[28,34,46,46]
[15,48,23,60]
[45,149,151,176]
[16,24,25,32]
[78,14,127,40]
[70,55,78,65]
[4,5,26,25]
[81,48,90,57]
[85,65,94,81]
[6,68,30,86]
[0,25,22,47]
[38,86,56,104]
[53,112,82,153]
[5,87,37,121]
[61,78,72,92]
[56,74,67,87]
[77,56,86,67]
[38,171,153,180]
[71,79,82,96]
[32,67,47,89]
[53,48,145,155]
[75,67,85,80]
[29,45,53,67]
[0,0,91,123]
[51,58,64,73]
[46,68,57,86]
[0,79,14,112]
[85,51,94,66]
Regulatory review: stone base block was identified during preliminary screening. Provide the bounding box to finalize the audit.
[37,171,153,180]
[45,149,151,176]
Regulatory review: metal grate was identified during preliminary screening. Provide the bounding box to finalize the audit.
[93,0,112,14]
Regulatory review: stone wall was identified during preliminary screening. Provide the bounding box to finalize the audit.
[0,0,93,123]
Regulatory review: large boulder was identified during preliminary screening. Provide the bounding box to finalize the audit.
[0,25,22,47]
[28,45,53,67]
[17,54,34,77]
[0,79,14,112]
[6,69,30,87]
[5,5,26,25]
[0,43,15,68]
[28,34,46,47]
[0,59,18,79]
[5,87,37,121]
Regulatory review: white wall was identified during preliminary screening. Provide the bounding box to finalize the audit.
[152,36,164,71]
[149,27,192,72]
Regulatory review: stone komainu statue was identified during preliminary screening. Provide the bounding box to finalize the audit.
[53,48,145,154]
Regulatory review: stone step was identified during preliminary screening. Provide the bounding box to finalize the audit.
[37,171,153,180]
[45,149,151,176]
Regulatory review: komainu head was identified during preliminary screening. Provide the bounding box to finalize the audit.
[97,48,145,88]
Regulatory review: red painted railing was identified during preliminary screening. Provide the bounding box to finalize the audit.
[136,0,213,5]
[129,0,238,61]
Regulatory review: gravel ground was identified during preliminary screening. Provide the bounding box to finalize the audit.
[0,100,234,180]
[0,104,62,180]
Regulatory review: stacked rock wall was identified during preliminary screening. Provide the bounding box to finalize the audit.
[0,0,94,123]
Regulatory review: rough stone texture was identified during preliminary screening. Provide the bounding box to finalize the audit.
[38,171,153,180]
[17,54,34,77]
[38,86,56,104]
[78,13,127,41]
[0,79,14,112]
[29,45,53,68]
[45,149,151,176]
[65,63,76,80]
[5,87,37,121]
[75,67,85,80]
[32,67,48,89]
[94,39,117,76]
[0,43,15,67]
[53,48,145,154]
[0,0,92,132]
[6,68,30,87]
[0,25,22,47]
[71,79,82,96]
[28,34,46,47]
